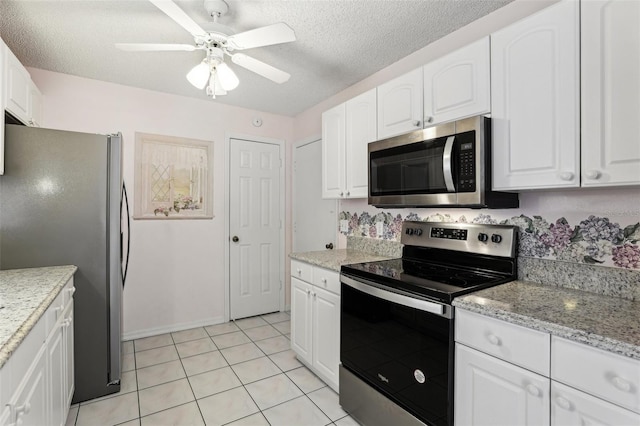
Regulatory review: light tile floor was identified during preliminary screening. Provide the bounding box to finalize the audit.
[65,312,358,426]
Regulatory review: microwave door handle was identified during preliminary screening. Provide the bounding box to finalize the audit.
[443,136,456,192]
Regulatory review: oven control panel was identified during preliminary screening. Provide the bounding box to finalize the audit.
[401,221,517,258]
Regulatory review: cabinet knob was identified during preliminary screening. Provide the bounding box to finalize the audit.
[555,396,572,411]
[339,192,344,197]
[412,120,421,127]
[585,170,601,180]
[306,289,311,295]
[487,333,501,346]
[425,116,433,124]
[346,191,350,196]
[325,243,334,250]
[526,384,541,397]
[612,376,632,392]
[559,172,574,181]
[321,278,327,284]
[312,292,317,299]
[232,236,239,243]
[296,268,302,275]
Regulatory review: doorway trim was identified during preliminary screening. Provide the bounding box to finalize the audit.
[224,132,286,322]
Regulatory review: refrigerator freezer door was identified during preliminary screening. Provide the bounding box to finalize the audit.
[0,125,121,402]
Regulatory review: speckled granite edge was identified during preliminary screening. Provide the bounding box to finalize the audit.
[346,236,402,258]
[518,257,640,301]
[454,281,640,361]
[290,249,392,272]
[0,266,77,369]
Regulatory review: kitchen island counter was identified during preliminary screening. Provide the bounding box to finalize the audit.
[454,279,640,360]
[0,265,77,368]
[290,249,393,272]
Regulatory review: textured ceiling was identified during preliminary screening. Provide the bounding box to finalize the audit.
[0,0,512,117]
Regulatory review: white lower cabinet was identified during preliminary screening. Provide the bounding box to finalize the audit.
[455,343,550,426]
[290,260,340,392]
[0,277,75,426]
[455,308,640,425]
[551,381,639,425]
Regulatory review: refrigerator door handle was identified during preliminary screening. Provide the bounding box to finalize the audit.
[121,182,131,288]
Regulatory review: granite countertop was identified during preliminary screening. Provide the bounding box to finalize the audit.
[0,265,77,369]
[290,249,393,272]
[454,280,640,361]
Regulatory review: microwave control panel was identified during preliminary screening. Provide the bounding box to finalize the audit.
[457,133,476,192]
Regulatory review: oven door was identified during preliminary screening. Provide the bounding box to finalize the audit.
[340,274,454,426]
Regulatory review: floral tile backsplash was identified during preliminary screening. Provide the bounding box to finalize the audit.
[338,211,640,271]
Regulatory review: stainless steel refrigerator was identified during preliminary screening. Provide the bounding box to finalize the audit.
[0,124,127,403]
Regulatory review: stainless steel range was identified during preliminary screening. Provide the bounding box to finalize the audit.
[339,221,518,426]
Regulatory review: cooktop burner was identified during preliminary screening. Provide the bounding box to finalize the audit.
[340,221,518,304]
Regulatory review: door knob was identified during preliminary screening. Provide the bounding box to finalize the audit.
[325,243,334,250]
[232,236,239,243]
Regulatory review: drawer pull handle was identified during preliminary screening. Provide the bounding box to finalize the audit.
[15,401,31,417]
[68,287,76,295]
[526,384,540,397]
[555,396,572,411]
[487,334,501,346]
[612,376,633,392]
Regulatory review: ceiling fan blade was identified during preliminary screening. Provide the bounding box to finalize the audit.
[115,43,196,52]
[227,23,296,50]
[231,53,291,84]
[149,0,206,37]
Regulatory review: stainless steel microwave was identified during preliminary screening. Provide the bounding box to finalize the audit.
[368,116,519,208]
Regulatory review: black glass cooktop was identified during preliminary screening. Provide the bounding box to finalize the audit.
[341,257,514,304]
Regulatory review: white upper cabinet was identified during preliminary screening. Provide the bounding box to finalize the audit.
[321,103,346,198]
[321,88,376,199]
[423,37,490,126]
[491,0,580,190]
[581,0,640,187]
[377,68,423,139]
[4,45,31,125]
[345,89,376,198]
[29,80,43,127]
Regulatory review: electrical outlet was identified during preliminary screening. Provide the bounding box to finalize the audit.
[376,221,384,237]
[340,220,349,233]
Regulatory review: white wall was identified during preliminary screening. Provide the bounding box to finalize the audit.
[29,69,294,339]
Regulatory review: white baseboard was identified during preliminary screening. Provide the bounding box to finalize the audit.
[122,315,226,341]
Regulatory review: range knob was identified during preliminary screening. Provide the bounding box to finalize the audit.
[415,228,423,236]
[406,228,414,235]
[477,233,489,243]
[491,234,503,243]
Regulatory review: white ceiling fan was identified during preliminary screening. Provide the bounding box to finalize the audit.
[116,0,296,98]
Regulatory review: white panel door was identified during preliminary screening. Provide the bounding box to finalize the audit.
[551,381,640,426]
[321,104,346,198]
[312,286,340,391]
[345,89,376,198]
[581,0,640,187]
[290,277,312,365]
[294,139,337,252]
[455,344,550,426]
[230,139,281,319]
[377,68,423,139]
[424,37,490,126]
[491,0,580,190]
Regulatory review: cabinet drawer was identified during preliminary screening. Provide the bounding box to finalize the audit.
[291,260,313,283]
[551,336,640,414]
[312,267,340,296]
[456,309,550,375]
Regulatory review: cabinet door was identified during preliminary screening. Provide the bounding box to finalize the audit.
[321,103,346,198]
[47,317,65,426]
[423,37,490,126]
[551,381,640,425]
[63,302,75,410]
[4,46,31,124]
[581,0,640,187]
[345,89,376,198]
[290,277,313,365]
[491,0,580,190]
[455,344,550,426]
[311,286,340,391]
[377,68,423,139]
[10,345,48,426]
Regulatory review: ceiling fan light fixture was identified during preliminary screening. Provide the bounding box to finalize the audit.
[186,61,210,89]
[216,62,239,91]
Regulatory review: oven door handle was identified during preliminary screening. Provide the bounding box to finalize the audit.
[443,135,456,192]
[341,275,452,318]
